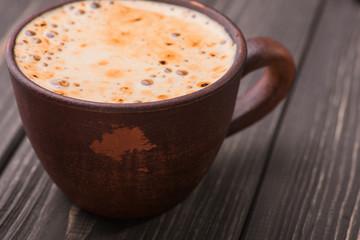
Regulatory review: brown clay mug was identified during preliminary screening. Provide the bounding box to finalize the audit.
[6,0,295,218]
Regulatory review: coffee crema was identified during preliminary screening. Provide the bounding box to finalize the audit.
[14,0,236,103]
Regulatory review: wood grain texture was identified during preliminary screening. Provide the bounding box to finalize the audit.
[0,138,71,240]
[0,0,323,239]
[243,0,360,239]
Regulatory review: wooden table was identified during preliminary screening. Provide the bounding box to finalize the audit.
[1,0,360,239]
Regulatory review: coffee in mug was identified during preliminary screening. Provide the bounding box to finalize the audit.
[14,0,236,103]
[7,0,295,218]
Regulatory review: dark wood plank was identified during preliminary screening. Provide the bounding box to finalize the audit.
[0,138,71,240]
[243,0,360,239]
[0,0,322,239]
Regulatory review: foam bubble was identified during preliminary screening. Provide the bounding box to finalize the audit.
[14,0,237,103]
[141,79,154,86]
[176,70,188,76]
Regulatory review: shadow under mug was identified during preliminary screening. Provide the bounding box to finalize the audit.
[6,0,295,218]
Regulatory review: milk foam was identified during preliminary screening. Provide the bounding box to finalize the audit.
[14,0,237,103]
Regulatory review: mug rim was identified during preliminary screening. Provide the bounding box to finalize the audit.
[5,0,247,113]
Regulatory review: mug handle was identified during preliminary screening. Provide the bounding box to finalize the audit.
[227,37,295,136]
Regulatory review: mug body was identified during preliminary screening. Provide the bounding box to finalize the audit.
[6,0,246,218]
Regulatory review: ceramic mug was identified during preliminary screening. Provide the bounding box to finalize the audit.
[6,0,295,218]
